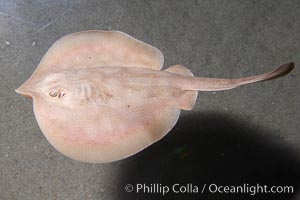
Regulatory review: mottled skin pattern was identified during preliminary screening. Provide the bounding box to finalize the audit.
[16,30,294,163]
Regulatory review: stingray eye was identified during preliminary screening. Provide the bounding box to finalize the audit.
[58,89,66,98]
[49,89,66,98]
[49,91,58,97]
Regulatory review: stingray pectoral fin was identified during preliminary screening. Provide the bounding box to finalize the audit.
[165,65,198,110]
[35,30,164,75]
[33,97,180,163]
[184,62,295,91]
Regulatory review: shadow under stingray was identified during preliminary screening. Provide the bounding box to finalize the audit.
[116,111,300,200]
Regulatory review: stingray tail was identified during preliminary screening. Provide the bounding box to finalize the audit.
[185,62,294,91]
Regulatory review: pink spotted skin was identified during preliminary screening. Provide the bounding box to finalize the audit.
[15,30,294,163]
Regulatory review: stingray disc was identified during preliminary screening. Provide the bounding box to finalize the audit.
[16,30,182,163]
